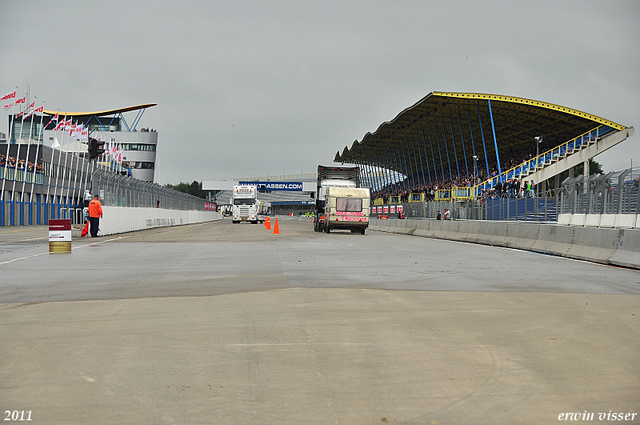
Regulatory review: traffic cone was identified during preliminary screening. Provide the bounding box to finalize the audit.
[272,218,280,234]
[265,216,271,230]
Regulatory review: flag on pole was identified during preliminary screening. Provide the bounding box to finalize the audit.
[45,112,59,129]
[113,143,124,163]
[15,96,26,104]
[16,101,35,118]
[0,91,16,101]
[23,104,42,119]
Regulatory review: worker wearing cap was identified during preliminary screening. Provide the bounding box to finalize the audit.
[88,195,103,237]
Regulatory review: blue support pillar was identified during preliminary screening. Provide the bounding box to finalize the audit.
[401,140,413,191]
[398,142,406,191]
[399,142,409,191]
[411,138,421,189]
[428,128,440,184]
[380,150,391,190]
[436,125,452,183]
[394,146,405,191]
[367,161,375,190]
[467,109,479,180]
[379,153,389,191]
[477,105,491,182]
[415,134,426,187]
[389,150,398,191]
[487,99,502,182]
[453,116,469,177]
[375,154,383,193]
[36,194,41,225]
[372,155,382,192]
[421,130,432,185]
[445,120,460,179]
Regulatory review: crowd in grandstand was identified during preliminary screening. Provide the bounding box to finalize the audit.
[0,154,45,174]
[370,145,548,203]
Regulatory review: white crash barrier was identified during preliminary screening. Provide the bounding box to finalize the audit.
[90,206,222,236]
[370,217,640,269]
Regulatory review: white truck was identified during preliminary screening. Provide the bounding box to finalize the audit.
[232,185,259,224]
[314,165,370,234]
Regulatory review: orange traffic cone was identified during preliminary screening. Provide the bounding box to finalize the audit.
[272,217,280,234]
[265,216,271,230]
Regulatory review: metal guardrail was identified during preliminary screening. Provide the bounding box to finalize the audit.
[91,168,208,210]
[560,167,639,215]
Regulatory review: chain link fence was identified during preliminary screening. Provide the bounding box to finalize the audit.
[91,168,208,210]
[372,167,639,222]
[559,167,639,215]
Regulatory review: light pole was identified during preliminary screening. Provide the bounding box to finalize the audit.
[535,136,543,161]
[473,155,479,195]
[534,136,543,196]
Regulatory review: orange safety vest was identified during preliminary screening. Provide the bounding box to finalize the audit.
[88,199,103,218]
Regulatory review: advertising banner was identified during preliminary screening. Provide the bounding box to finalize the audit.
[49,219,72,254]
[239,181,303,192]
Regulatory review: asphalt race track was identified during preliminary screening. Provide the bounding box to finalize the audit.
[1,218,639,424]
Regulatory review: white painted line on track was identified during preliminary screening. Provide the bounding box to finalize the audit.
[0,235,133,266]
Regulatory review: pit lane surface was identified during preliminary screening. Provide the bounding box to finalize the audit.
[1,218,638,424]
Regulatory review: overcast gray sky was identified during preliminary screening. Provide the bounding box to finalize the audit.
[1,0,638,185]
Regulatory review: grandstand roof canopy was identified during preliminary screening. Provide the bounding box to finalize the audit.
[334,92,626,171]
[42,103,157,117]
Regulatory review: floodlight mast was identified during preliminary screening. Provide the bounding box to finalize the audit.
[534,136,543,196]
[473,155,479,191]
[535,136,543,162]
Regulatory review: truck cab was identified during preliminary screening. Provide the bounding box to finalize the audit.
[232,185,259,224]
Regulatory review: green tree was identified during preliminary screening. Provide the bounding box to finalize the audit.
[551,158,604,187]
[165,181,208,199]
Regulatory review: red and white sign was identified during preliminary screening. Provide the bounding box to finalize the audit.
[49,219,72,242]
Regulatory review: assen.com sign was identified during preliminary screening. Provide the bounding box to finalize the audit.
[239,181,303,192]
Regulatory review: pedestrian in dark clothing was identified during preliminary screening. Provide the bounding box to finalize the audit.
[88,195,103,237]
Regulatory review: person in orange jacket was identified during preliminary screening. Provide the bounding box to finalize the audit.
[88,195,103,237]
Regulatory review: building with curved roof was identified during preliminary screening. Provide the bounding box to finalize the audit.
[335,92,634,196]
[38,104,159,182]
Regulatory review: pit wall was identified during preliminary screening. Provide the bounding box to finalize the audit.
[76,207,222,237]
[369,218,640,270]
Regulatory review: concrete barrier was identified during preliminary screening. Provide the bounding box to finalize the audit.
[558,214,571,226]
[456,220,480,243]
[600,214,616,228]
[504,222,540,251]
[475,221,508,246]
[531,225,574,256]
[615,214,637,229]
[566,227,619,264]
[584,214,601,227]
[370,218,640,269]
[440,220,461,240]
[413,220,433,237]
[569,214,586,227]
[609,229,640,268]
[85,207,222,237]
